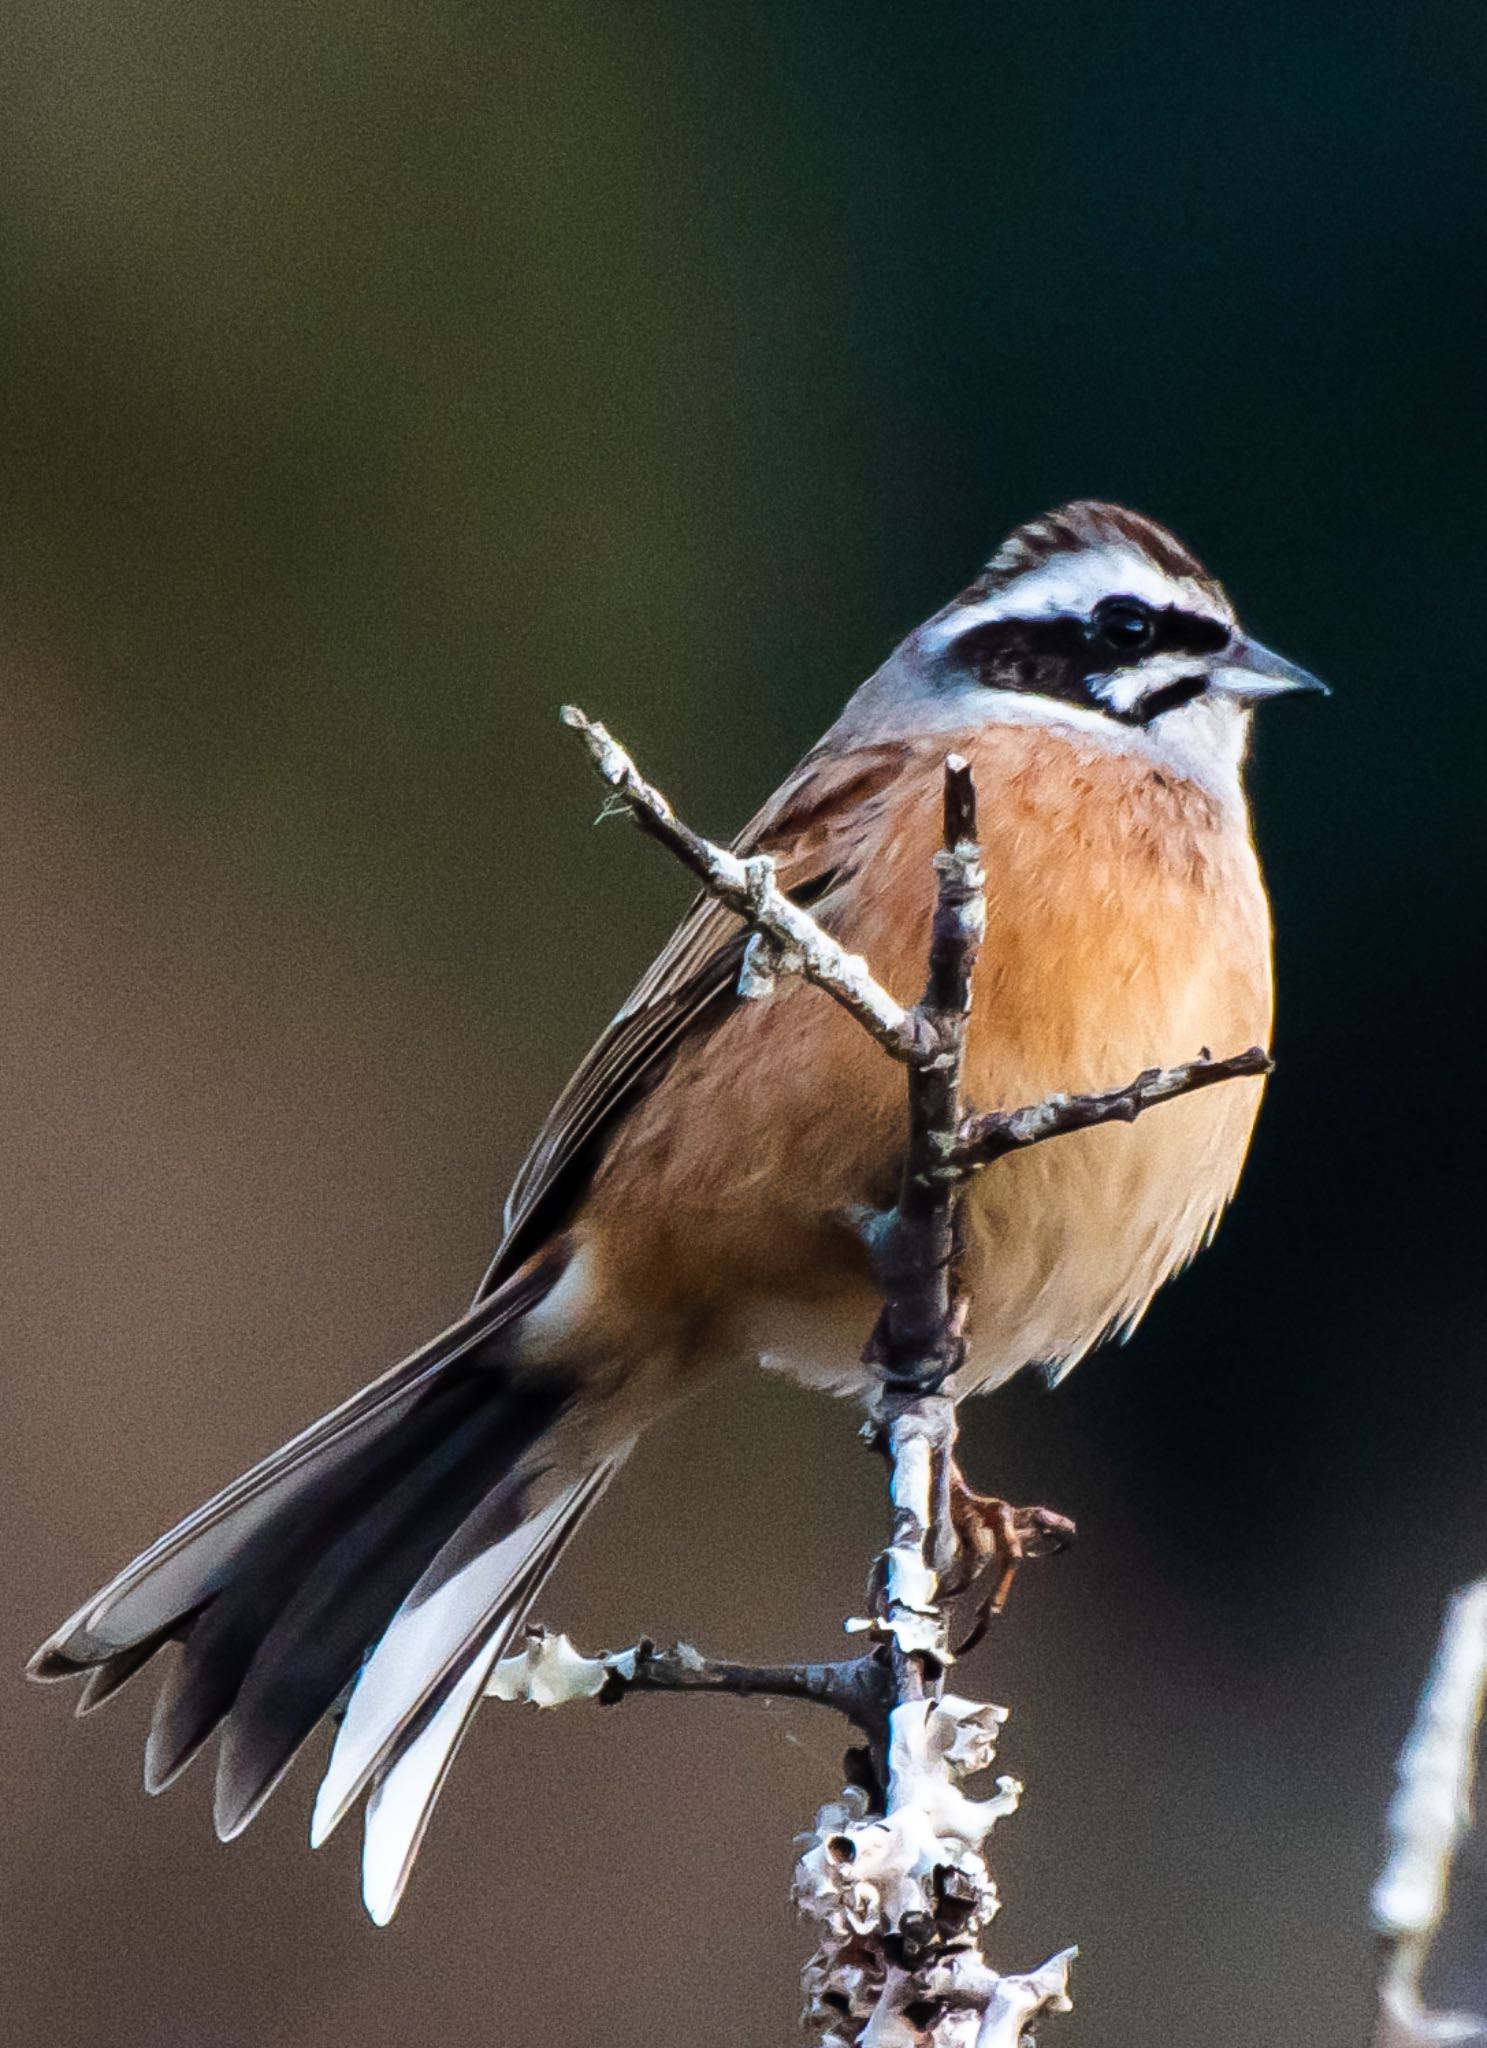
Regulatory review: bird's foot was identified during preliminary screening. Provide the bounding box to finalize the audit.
[943,1470,1075,1639]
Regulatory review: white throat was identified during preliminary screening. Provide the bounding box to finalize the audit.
[942,686,1252,805]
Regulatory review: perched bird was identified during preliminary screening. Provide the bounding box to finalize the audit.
[30,501,1324,1922]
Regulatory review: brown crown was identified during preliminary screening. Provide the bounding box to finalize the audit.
[985,500,1221,595]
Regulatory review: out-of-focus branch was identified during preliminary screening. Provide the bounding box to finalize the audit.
[1371,1580,1487,2047]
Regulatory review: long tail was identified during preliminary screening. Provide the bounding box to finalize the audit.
[28,1248,624,1923]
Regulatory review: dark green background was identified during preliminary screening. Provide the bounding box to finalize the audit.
[3,4,1484,2043]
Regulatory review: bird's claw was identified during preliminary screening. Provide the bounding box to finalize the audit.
[944,1472,1075,1640]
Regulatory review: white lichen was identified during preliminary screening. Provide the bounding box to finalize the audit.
[486,1627,636,1708]
[797,1694,1066,2045]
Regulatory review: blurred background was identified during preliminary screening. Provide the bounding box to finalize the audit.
[2,2,1484,2042]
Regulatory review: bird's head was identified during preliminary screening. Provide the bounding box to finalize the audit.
[898,500,1326,789]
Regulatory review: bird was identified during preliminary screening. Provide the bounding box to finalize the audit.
[29,499,1325,1924]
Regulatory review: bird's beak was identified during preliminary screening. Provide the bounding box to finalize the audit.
[1210,635,1330,706]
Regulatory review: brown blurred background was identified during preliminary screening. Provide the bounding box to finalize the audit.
[3,2,1486,2043]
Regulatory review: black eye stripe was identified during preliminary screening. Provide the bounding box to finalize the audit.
[1090,600,1230,661]
[942,604,1231,723]
[1151,609,1230,659]
[949,609,1228,675]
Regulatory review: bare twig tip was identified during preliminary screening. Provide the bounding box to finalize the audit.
[940,754,979,848]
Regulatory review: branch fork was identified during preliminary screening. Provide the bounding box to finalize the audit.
[506,708,1273,2046]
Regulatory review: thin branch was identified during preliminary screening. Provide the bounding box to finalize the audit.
[487,1627,890,1740]
[549,713,1104,2046]
[953,1046,1274,1175]
[867,757,984,1398]
[562,705,937,1063]
[813,763,1081,2047]
[1371,1580,1487,2047]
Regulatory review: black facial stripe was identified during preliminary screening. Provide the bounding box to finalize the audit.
[951,615,1094,709]
[1149,611,1230,659]
[1136,674,1208,723]
[946,603,1230,718]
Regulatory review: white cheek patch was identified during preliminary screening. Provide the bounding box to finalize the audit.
[1090,652,1206,718]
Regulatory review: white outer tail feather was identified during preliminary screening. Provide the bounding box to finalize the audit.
[361,1627,515,1925]
[306,1456,627,1921]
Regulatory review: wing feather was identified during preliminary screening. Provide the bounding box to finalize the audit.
[477,738,911,1297]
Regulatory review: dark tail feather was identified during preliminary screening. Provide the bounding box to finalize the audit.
[145,1364,567,1813]
[209,1375,567,1837]
[27,1249,618,1917]
[29,1256,560,1686]
[75,1622,192,1717]
[139,1386,491,1791]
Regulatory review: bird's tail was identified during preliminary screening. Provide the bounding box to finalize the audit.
[28,1247,625,1923]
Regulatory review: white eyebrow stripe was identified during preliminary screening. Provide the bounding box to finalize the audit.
[923,542,1228,652]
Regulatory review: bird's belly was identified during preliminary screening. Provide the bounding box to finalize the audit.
[719,1065,1262,1399]
[954,1071,1263,1387]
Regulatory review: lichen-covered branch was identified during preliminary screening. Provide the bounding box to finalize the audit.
[795,1696,1074,2048]
[537,711,1284,2046]
[487,1626,890,1740]
[1371,1580,1487,2047]
[562,704,937,1064]
[793,759,1074,2046]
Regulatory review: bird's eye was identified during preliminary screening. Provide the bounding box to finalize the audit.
[1093,599,1155,655]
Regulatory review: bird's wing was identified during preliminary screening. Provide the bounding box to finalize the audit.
[476,736,913,1298]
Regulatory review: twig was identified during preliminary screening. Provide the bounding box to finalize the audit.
[563,703,1265,1158]
[867,757,984,1398]
[561,705,938,1064]
[487,1627,891,1740]
[1371,1580,1487,2047]
[952,1046,1273,1175]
